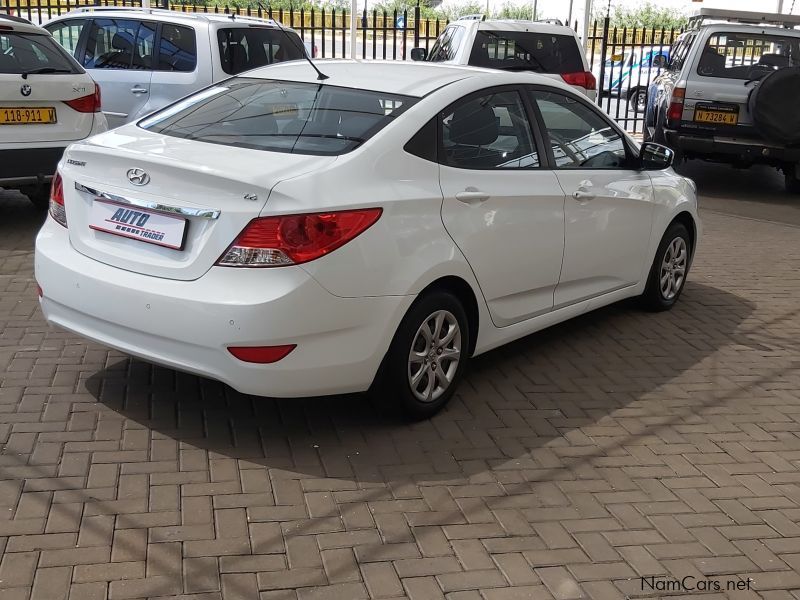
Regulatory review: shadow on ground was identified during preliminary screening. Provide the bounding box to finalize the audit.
[85,281,755,486]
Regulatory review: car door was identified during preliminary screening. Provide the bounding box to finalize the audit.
[149,23,203,117]
[80,18,155,128]
[438,87,566,327]
[529,88,654,308]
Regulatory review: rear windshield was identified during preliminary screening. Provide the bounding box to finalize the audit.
[0,31,79,74]
[469,30,584,73]
[139,78,417,155]
[698,32,800,79]
[217,27,305,75]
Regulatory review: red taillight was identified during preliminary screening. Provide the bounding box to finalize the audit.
[667,86,686,124]
[65,84,101,113]
[36,284,43,298]
[48,171,67,228]
[228,345,296,363]
[561,71,596,91]
[217,208,382,267]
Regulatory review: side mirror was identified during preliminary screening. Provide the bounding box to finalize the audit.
[640,142,674,170]
[410,48,427,62]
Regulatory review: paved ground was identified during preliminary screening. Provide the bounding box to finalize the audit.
[0,163,799,600]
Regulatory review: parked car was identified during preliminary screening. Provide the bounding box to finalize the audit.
[645,8,800,192]
[410,18,597,99]
[595,46,669,112]
[35,60,699,418]
[0,13,106,208]
[43,7,309,128]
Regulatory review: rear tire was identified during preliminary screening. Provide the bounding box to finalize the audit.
[374,291,470,420]
[640,222,692,312]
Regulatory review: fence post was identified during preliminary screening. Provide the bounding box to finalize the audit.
[413,5,420,51]
[596,16,609,107]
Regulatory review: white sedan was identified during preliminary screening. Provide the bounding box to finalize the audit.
[35,60,699,419]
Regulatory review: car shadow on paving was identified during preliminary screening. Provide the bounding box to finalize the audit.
[83,286,753,474]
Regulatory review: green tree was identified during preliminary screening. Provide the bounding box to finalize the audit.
[592,1,687,29]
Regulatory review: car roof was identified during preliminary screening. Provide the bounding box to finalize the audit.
[696,22,800,36]
[475,20,577,36]
[51,7,293,29]
[241,59,567,97]
[0,13,50,35]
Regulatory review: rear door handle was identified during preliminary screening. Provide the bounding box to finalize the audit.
[455,190,490,204]
[131,87,148,94]
[572,190,596,201]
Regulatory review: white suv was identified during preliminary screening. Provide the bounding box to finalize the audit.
[0,14,107,208]
[44,7,308,128]
[411,18,596,100]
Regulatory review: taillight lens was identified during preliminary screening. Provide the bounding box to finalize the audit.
[48,171,67,228]
[217,208,382,267]
[667,86,686,124]
[65,83,101,113]
[561,71,597,90]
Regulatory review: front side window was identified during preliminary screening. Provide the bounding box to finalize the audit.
[698,32,800,79]
[217,28,304,75]
[531,90,628,169]
[469,31,584,74]
[0,31,79,74]
[83,18,156,70]
[139,78,416,156]
[440,89,538,169]
[45,19,86,57]
[158,24,196,72]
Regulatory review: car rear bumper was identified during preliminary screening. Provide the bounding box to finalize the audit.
[35,218,413,397]
[665,129,800,163]
[0,146,67,187]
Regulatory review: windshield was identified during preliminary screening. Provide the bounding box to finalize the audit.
[698,32,800,79]
[469,30,584,73]
[139,78,417,155]
[0,31,79,74]
[217,27,305,75]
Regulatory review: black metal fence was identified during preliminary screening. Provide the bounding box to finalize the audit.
[1,1,686,133]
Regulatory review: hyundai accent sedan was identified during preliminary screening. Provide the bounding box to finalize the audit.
[35,60,699,419]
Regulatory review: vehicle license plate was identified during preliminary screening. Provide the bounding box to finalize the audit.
[0,107,57,125]
[89,200,188,250]
[694,104,738,125]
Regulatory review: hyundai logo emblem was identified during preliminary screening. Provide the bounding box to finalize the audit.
[20,84,31,97]
[126,168,150,186]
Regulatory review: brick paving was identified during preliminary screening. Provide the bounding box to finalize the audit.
[1,188,799,600]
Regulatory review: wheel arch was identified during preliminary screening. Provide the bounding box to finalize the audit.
[670,210,697,258]
[418,275,480,358]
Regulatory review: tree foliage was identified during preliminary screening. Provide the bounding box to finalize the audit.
[592,1,687,29]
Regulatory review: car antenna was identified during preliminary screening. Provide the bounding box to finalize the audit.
[259,3,329,81]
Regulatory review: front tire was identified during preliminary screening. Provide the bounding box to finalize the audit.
[375,291,470,420]
[641,222,692,312]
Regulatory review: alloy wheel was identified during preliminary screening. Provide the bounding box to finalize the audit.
[659,237,687,300]
[407,310,461,403]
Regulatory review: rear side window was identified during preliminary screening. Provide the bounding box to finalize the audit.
[83,18,156,70]
[45,19,86,56]
[158,24,196,72]
[0,32,79,74]
[697,32,800,79]
[469,31,583,74]
[139,78,417,156]
[217,27,304,75]
[428,26,464,62]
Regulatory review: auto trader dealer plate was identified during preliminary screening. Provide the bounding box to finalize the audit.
[89,200,187,250]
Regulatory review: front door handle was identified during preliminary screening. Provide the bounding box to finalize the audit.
[455,189,490,204]
[572,190,596,201]
[131,87,148,94]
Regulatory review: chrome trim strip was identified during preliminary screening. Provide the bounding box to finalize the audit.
[74,182,221,219]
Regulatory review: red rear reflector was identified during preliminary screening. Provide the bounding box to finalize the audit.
[36,284,43,298]
[65,84,101,113]
[218,208,382,267]
[228,345,296,363]
[561,71,596,90]
[48,171,67,228]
